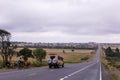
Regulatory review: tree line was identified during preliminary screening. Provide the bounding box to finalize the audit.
[104,47,120,57]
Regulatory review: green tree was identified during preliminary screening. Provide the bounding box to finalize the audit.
[8,45,17,62]
[105,47,114,57]
[33,48,46,63]
[18,48,32,61]
[0,29,12,66]
[115,48,119,53]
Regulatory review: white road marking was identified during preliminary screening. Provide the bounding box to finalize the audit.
[59,61,99,80]
[100,63,102,80]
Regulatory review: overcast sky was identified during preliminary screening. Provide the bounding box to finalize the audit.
[0,0,120,43]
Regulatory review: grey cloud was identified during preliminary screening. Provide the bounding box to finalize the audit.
[0,0,120,35]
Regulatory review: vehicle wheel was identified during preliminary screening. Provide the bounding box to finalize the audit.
[62,64,64,67]
[54,65,56,68]
[57,64,59,68]
[49,65,51,68]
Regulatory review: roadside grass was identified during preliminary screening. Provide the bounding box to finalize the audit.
[110,74,120,80]
[0,60,3,69]
[101,47,120,80]
[0,48,96,69]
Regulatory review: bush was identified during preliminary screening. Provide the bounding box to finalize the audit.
[0,60,3,69]
[81,56,89,61]
[106,57,120,61]
[32,60,41,67]
[111,74,119,80]
[41,61,48,66]
[33,48,46,63]
[114,65,120,69]
[91,52,95,54]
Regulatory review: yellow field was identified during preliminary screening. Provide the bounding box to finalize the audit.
[45,48,95,63]
[0,48,95,63]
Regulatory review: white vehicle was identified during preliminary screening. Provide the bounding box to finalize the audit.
[47,55,64,68]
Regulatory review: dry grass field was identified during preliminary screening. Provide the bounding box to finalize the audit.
[0,48,95,64]
[45,48,95,63]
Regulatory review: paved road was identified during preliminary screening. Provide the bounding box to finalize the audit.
[0,46,110,80]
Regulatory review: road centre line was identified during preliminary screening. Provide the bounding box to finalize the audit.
[60,61,99,80]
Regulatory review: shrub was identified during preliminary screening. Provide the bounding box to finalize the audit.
[81,56,89,60]
[0,60,3,69]
[33,48,46,63]
[41,61,48,66]
[32,60,41,67]
[114,65,120,69]
[18,48,32,61]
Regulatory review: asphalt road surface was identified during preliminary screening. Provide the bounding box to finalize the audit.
[0,46,111,80]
